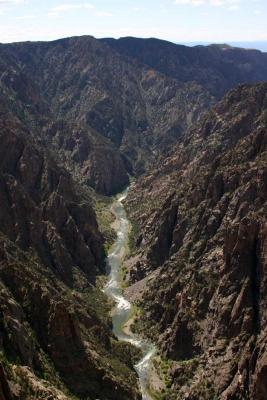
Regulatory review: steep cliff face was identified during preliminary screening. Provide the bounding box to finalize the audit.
[125,83,267,399]
[0,119,104,284]
[1,37,267,194]
[102,37,267,98]
[3,37,216,189]
[0,36,267,399]
[0,119,141,400]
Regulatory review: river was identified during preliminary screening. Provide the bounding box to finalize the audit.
[104,189,157,400]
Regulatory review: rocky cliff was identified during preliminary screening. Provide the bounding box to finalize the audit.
[0,35,267,400]
[0,117,141,399]
[1,37,267,194]
[125,83,267,399]
[102,38,267,98]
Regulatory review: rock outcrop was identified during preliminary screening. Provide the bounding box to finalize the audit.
[0,35,267,399]
[1,37,267,194]
[125,83,267,399]
[0,118,141,399]
[102,38,267,98]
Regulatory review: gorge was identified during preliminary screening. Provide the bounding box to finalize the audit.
[104,189,157,400]
[0,36,266,400]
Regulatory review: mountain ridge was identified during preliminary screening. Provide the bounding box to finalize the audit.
[1,35,267,195]
[0,35,266,399]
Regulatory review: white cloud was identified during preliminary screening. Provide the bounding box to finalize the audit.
[50,3,95,13]
[173,0,204,5]
[0,0,26,5]
[95,11,113,17]
[173,0,241,6]
[12,14,35,20]
[49,3,113,19]
[0,0,26,15]
[0,0,26,14]
[228,4,239,10]
[132,6,148,13]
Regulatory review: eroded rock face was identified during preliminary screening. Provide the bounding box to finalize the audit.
[1,36,267,399]
[0,37,213,195]
[102,38,267,98]
[125,83,267,399]
[0,120,104,284]
[0,119,141,400]
[43,121,130,195]
[1,36,267,194]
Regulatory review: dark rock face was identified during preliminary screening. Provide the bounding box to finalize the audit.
[0,120,104,285]
[125,83,267,399]
[44,120,130,195]
[0,35,267,399]
[0,118,140,399]
[102,37,267,98]
[1,36,267,194]
[0,364,13,400]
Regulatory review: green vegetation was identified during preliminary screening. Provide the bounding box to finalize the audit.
[93,194,116,252]
[173,357,199,387]
[158,357,173,391]
[191,379,218,400]
[72,269,111,313]
[127,219,140,254]
[111,340,142,369]
[147,387,168,400]
[131,304,159,340]
[130,303,146,334]
[0,350,80,400]
[120,262,128,288]
[142,356,172,400]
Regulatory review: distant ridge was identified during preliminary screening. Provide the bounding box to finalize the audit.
[183,41,267,52]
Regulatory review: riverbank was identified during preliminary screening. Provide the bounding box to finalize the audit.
[103,189,164,400]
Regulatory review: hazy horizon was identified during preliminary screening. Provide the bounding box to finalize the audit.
[0,0,266,45]
[184,40,267,52]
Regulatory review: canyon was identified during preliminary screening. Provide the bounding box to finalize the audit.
[0,36,266,399]
[125,82,267,399]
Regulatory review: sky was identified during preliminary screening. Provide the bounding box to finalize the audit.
[0,0,266,45]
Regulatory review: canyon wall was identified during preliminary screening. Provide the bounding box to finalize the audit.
[126,83,267,399]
